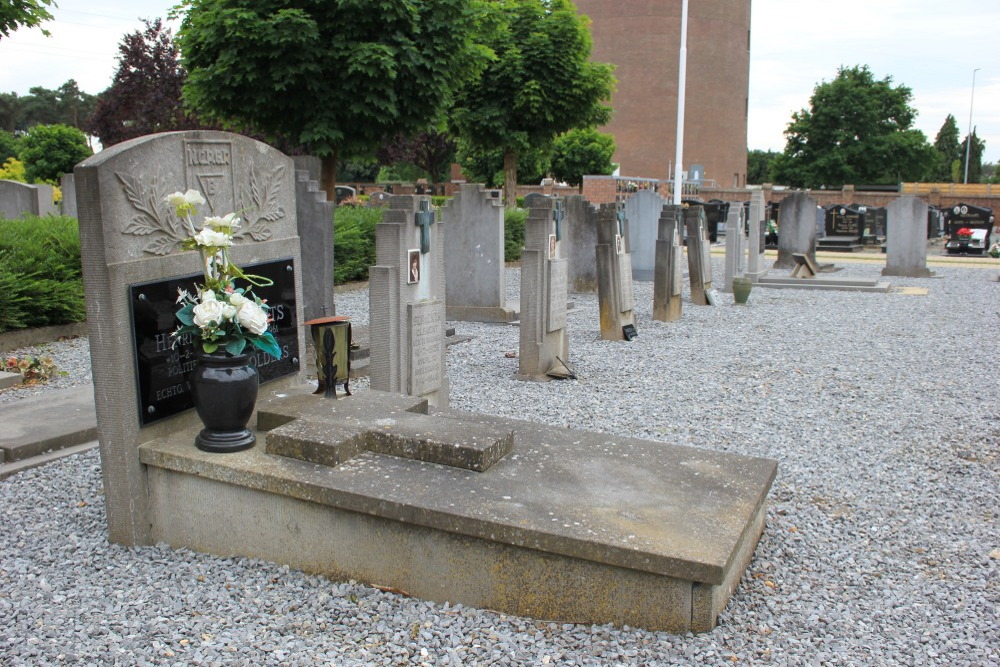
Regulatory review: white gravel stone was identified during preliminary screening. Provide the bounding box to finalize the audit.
[1,259,998,665]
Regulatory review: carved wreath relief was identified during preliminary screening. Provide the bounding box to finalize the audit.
[117,141,286,256]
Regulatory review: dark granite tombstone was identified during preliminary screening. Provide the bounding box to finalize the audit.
[129,260,299,426]
[819,204,864,251]
[943,203,994,254]
[335,185,356,203]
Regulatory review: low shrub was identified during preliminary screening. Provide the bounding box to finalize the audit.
[0,215,85,333]
[504,207,527,262]
[334,206,382,283]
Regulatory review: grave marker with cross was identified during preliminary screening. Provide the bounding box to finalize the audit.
[415,199,435,254]
[553,199,565,241]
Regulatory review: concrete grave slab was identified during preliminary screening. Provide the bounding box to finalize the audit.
[138,386,777,634]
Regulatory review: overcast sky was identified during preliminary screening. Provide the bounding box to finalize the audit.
[1,0,998,164]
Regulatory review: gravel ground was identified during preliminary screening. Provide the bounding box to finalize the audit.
[2,259,998,666]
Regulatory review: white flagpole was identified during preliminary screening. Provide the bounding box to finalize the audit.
[672,0,689,205]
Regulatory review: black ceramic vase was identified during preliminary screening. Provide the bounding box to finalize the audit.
[191,350,258,452]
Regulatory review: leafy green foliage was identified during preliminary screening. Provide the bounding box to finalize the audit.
[0,215,85,333]
[0,156,26,182]
[932,114,961,182]
[0,0,55,39]
[504,207,526,261]
[0,131,20,162]
[451,0,615,206]
[333,206,382,283]
[747,149,779,184]
[457,139,550,188]
[0,81,97,135]
[770,66,936,188]
[959,128,986,183]
[549,128,615,186]
[18,124,92,183]
[179,0,492,193]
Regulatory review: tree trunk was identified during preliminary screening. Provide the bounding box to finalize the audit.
[503,147,518,209]
[321,150,339,202]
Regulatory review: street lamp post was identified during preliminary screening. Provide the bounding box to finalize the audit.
[963,67,980,185]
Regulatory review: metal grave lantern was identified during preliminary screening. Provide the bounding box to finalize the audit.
[304,316,352,398]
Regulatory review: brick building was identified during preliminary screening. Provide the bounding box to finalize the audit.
[575,0,750,188]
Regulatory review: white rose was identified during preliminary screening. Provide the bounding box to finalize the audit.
[192,298,226,329]
[193,228,233,247]
[228,292,248,308]
[203,213,241,230]
[200,289,217,302]
[236,300,269,335]
[165,189,206,212]
[220,302,238,321]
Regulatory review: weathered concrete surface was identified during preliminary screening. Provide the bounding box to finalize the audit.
[139,387,777,633]
[0,384,97,464]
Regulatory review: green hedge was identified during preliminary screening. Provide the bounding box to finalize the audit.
[333,206,382,283]
[0,215,85,333]
[504,207,527,262]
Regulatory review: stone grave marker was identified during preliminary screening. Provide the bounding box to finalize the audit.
[623,188,666,281]
[517,198,569,380]
[61,173,77,218]
[775,191,818,269]
[684,205,716,306]
[745,190,770,283]
[882,196,934,278]
[523,192,549,210]
[295,167,336,322]
[368,190,391,207]
[818,204,864,252]
[442,183,516,322]
[652,204,684,322]
[564,194,598,292]
[74,130,304,546]
[369,195,449,407]
[722,202,746,292]
[596,204,636,340]
[0,179,57,218]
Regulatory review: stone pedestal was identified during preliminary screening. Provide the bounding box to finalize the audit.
[653,205,684,322]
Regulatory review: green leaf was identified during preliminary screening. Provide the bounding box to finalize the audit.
[225,338,247,356]
[253,332,282,360]
[202,341,219,353]
[176,303,195,325]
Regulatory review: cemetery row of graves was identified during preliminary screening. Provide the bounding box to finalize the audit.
[0,129,995,635]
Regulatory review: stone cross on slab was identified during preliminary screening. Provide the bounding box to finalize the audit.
[616,205,625,237]
[259,392,513,472]
[415,199,435,254]
[553,199,565,240]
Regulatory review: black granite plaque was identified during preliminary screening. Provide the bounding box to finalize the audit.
[129,258,299,426]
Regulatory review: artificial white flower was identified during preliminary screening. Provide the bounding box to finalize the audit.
[228,292,248,308]
[193,228,233,247]
[200,289,217,302]
[165,189,206,210]
[175,287,191,304]
[203,213,241,230]
[192,298,226,329]
[220,302,238,321]
[236,300,269,335]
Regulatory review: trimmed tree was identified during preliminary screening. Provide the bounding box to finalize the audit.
[770,65,936,188]
[550,127,615,186]
[932,114,961,182]
[177,0,491,196]
[451,0,615,207]
[18,123,91,183]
